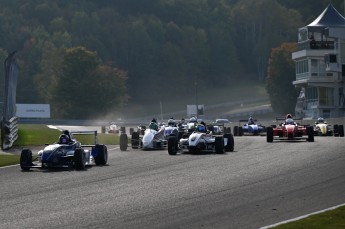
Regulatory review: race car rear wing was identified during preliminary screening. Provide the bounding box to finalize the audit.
[239,119,257,122]
[71,130,98,146]
[275,118,303,125]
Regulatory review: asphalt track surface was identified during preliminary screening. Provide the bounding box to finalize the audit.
[0,136,344,229]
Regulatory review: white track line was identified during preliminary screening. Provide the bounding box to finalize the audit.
[260,203,345,228]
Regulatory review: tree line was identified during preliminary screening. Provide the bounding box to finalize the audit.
[0,0,342,118]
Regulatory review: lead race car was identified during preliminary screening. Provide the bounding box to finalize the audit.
[120,119,180,151]
[266,114,314,142]
[20,130,108,170]
[168,119,234,155]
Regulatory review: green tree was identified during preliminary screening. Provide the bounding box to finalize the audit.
[232,0,303,80]
[51,46,128,119]
[266,42,299,115]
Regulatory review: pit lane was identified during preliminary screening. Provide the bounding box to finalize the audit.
[0,136,344,228]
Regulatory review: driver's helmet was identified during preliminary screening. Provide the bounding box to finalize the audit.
[149,122,158,131]
[189,116,197,123]
[59,134,69,144]
[317,117,324,123]
[286,114,293,119]
[151,118,157,123]
[248,116,254,124]
[286,118,294,125]
[196,124,205,132]
[168,118,176,126]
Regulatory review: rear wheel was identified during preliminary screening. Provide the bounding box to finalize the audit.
[215,137,225,154]
[74,148,86,170]
[267,127,274,142]
[94,145,108,165]
[339,125,344,137]
[307,126,314,142]
[238,127,243,136]
[224,134,234,152]
[20,149,32,171]
[131,132,140,149]
[120,133,128,151]
[334,124,339,136]
[233,126,238,136]
[168,137,178,155]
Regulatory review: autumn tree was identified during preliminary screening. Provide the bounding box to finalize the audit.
[266,42,299,115]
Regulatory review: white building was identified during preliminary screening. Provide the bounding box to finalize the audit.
[292,4,345,119]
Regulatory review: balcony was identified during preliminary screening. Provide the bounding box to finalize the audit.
[294,72,342,85]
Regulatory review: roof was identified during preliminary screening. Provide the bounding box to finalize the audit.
[307,4,345,31]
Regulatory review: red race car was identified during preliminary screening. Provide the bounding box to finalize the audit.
[266,114,314,142]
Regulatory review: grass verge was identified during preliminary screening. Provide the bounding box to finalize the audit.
[273,205,345,228]
[0,154,20,167]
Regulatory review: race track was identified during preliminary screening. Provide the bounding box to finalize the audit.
[0,136,344,229]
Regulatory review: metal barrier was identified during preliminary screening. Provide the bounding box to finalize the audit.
[1,116,18,149]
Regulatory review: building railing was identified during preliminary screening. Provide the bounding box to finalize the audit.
[298,40,335,51]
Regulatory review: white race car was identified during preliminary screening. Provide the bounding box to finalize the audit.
[168,122,234,155]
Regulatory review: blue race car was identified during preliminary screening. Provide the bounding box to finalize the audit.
[233,117,266,136]
[20,130,108,170]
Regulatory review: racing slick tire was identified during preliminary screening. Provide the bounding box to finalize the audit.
[307,126,314,142]
[168,137,178,155]
[333,124,339,137]
[233,126,238,136]
[266,127,274,142]
[238,127,243,136]
[20,149,33,171]
[224,134,234,152]
[94,144,108,165]
[339,125,344,137]
[120,133,128,151]
[215,137,225,154]
[131,132,140,149]
[74,148,86,170]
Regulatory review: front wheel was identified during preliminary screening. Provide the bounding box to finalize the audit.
[74,148,86,170]
[215,137,225,154]
[20,149,32,171]
[267,127,274,142]
[120,133,128,151]
[224,134,234,152]
[307,126,314,142]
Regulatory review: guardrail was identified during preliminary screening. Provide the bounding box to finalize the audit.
[1,116,18,150]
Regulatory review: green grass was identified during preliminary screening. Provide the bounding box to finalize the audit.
[274,206,345,229]
[14,124,119,146]
[0,154,20,167]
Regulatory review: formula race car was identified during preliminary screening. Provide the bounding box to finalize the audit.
[20,130,108,171]
[313,117,344,137]
[233,117,266,136]
[107,121,120,134]
[266,114,314,142]
[168,120,234,155]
